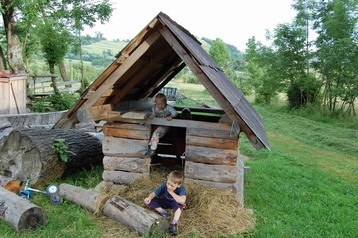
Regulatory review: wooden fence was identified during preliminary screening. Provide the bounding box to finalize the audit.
[27,74,81,99]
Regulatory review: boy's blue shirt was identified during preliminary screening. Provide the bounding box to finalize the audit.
[154,182,186,201]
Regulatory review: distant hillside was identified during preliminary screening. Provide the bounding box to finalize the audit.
[78,37,243,67]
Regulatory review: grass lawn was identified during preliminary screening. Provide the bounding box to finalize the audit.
[1,83,357,237]
[241,105,358,238]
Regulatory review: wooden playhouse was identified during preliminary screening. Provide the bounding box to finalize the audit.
[54,12,270,202]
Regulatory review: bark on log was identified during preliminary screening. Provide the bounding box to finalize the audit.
[102,170,149,184]
[59,183,110,213]
[0,187,48,233]
[59,183,168,235]
[0,128,103,184]
[103,195,168,236]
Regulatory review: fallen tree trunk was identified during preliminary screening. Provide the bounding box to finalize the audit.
[0,128,103,184]
[59,183,168,235]
[0,187,48,233]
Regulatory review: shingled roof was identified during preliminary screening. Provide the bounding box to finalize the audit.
[54,12,270,150]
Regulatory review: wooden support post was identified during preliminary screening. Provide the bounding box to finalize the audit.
[0,187,48,233]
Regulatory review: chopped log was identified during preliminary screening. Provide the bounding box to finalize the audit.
[102,136,147,156]
[103,156,150,173]
[185,161,237,183]
[0,128,103,184]
[186,135,238,150]
[103,195,168,235]
[102,170,149,184]
[185,145,238,165]
[0,187,48,233]
[59,183,110,213]
[102,122,150,139]
[59,183,168,235]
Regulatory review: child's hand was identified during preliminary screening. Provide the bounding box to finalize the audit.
[166,116,173,121]
[144,197,151,204]
[149,115,155,119]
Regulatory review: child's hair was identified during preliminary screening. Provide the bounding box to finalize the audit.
[168,170,184,185]
[155,93,167,104]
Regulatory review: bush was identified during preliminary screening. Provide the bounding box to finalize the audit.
[49,92,80,111]
[30,92,79,112]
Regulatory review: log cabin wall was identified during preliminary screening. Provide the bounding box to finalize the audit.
[100,116,244,202]
[102,122,151,184]
[184,127,243,202]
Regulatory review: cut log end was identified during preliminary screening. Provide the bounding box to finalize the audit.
[18,207,48,232]
[0,187,49,233]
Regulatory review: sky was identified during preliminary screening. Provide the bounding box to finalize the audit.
[84,0,297,51]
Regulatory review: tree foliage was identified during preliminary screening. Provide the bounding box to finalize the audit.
[244,0,358,116]
[0,0,113,77]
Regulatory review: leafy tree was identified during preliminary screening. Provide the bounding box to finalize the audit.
[0,0,113,79]
[245,37,282,103]
[0,0,27,73]
[209,38,231,71]
[312,0,358,116]
[38,21,71,75]
[273,22,321,108]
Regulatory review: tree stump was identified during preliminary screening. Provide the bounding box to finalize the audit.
[0,187,48,233]
[0,128,103,184]
[59,183,168,236]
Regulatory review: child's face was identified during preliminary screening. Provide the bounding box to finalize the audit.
[166,179,180,192]
[155,99,166,110]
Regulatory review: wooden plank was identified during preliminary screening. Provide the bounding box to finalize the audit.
[108,118,231,131]
[55,80,81,86]
[103,156,150,173]
[102,170,149,184]
[185,145,237,165]
[102,136,148,156]
[90,104,114,121]
[27,77,53,84]
[103,123,150,139]
[186,135,237,150]
[121,111,147,119]
[104,122,150,131]
[184,161,237,183]
[186,127,233,139]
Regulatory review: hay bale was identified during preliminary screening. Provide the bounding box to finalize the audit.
[105,169,255,237]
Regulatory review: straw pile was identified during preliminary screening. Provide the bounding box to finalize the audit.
[102,168,255,237]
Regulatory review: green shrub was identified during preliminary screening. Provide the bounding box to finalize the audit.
[49,92,79,111]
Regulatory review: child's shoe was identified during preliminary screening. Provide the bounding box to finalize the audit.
[169,222,179,236]
[145,149,156,156]
[160,210,171,219]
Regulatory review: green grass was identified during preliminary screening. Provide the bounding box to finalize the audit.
[1,83,357,237]
[81,40,128,55]
[241,104,358,237]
